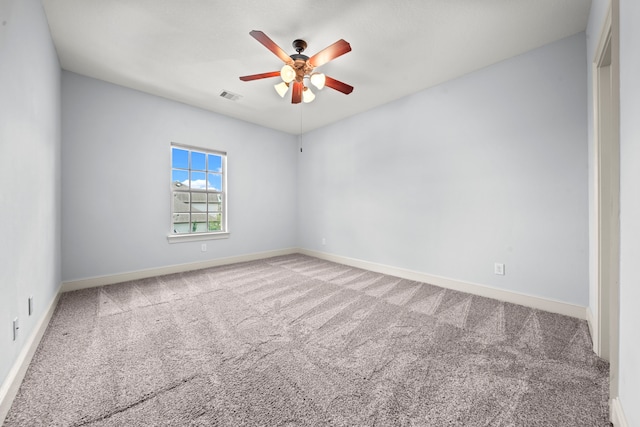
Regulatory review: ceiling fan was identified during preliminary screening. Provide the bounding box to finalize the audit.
[239,30,354,104]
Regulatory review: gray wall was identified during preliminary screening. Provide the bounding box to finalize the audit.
[0,0,61,387]
[618,2,640,424]
[61,72,298,282]
[298,33,589,306]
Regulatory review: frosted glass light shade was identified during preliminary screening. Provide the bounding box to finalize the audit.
[274,81,289,97]
[280,65,296,83]
[310,73,325,90]
[302,87,315,103]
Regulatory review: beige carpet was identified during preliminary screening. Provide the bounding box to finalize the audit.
[4,254,610,426]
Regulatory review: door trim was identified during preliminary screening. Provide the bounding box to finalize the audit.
[592,0,620,405]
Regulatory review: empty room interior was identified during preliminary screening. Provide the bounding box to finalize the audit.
[1,0,639,425]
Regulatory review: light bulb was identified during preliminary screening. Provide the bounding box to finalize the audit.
[274,81,289,97]
[280,65,296,83]
[303,87,315,103]
[310,73,326,90]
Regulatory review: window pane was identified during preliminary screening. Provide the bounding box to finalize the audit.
[191,192,207,213]
[172,169,189,189]
[208,193,222,212]
[191,213,208,232]
[191,171,206,190]
[191,192,206,202]
[208,213,222,231]
[191,151,206,171]
[172,148,189,169]
[193,222,208,232]
[208,154,222,172]
[173,192,190,212]
[208,173,222,191]
[172,213,190,234]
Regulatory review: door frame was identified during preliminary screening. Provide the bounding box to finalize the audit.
[592,0,620,404]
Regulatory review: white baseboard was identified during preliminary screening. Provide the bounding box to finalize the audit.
[585,306,598,353]
[300,249,587,320]
[61,248,298,292]
[62,247,587,320]
[0,291,60,425]
[610,397,629,427]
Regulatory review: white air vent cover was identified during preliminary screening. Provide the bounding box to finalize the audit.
[219,90,242,101]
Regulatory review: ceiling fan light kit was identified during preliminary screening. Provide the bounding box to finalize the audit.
[280,65,296,83]
[240,30,354,104]
[302,86,315,103]
[310,73,326,90]
[274,81,289,98]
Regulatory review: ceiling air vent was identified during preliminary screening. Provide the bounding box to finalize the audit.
[219,90,242,101]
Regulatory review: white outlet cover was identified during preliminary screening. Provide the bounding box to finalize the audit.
[13,318,19,341]
[494,263,505,275]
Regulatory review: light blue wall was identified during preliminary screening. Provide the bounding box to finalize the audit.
[61,72,298,281]
[298,33,589,306]
[0,0,61,389]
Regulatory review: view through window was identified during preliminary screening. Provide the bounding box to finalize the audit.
[171,144,226,235]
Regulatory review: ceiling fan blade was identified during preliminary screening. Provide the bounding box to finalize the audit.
[308,39,351,68]
[239,71,281,81]
[291,81,303,104]
[324,76,354,95]
[249,30,293,64]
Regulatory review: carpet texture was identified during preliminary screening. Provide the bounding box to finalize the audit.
[4,254,610,426]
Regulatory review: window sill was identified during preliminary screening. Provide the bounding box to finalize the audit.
[167,232,230,243]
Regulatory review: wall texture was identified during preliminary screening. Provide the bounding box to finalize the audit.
[298,33,589,306]
[0,0,61,390]
[618,1,640,424]
[61,72,298,282]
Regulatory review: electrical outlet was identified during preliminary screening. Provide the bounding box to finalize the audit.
[13,318,19,341]
[322,238,326,245]
[494,263,505,275]
[28,296,33,316]
[201,243,207,252]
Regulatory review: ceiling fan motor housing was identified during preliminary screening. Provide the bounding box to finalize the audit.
[290,53,313,82]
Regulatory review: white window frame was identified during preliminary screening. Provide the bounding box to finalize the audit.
[167,143,229,243]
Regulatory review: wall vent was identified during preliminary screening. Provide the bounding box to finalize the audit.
[219,90,242,101]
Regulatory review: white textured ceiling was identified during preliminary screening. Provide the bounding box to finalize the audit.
[42,0,591,135]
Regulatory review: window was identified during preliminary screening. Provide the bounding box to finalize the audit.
[169,144,227,241]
